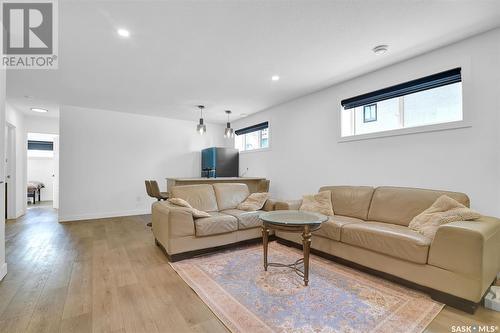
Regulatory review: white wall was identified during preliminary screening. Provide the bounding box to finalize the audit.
[25,115,59,134]
[27,157,55,202]
[234,28,500,216]
[5,103,26,218]
[59,106,230,221]
[0,64,7,280]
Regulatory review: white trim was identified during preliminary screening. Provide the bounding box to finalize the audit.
[0,263,7,281]
[338,120,471,143]
[59,208,151,223]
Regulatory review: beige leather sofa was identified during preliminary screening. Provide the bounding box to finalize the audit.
[275,186,500,313]
[152,183,275,262]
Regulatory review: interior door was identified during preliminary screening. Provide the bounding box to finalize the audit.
[4,125,15,219]
[2,126,6,219]
[52,135,59,209]
[0,90,6,280]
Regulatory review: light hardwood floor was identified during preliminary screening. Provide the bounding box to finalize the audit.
[0,206,498,333]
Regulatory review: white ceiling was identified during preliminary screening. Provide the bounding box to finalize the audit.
[10,97,60,118]
[7,0,500,123]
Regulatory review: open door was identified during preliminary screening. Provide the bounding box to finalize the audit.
[52,135,59,209]
[2,125,6,220]
[5,124,16,219]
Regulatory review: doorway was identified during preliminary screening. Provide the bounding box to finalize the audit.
[26,133,59,209]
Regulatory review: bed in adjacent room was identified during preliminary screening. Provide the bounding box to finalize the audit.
[27,181,45,204]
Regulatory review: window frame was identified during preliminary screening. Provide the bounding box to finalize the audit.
[338,66,470,142]
[338,119,470,142]
[235,122,271,153]
[363,104,377,123]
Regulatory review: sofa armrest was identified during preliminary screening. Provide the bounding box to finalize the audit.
[274,199,303,210]
[152,202,195,241]
[428,216,500,285]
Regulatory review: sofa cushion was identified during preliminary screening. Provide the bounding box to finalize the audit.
[171,184,219,212]
[213,183,250,211]
[341,221,431,264]
[319,186,375,220]
[194,212,238,237]
[222,209,263,230]
[313,215,364,241]
[367,186,470,226]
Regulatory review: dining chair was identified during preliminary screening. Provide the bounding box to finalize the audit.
[149,180,169,201]
[144,180,168,227]
[145,180,154,198]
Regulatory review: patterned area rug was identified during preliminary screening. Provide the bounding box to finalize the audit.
[170,242,443,333]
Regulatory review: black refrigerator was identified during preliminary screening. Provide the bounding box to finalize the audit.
[201,147,239,178]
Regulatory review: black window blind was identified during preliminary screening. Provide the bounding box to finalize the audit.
[341,68,461,110]
[28,140,53,151]
[235,121,268,136]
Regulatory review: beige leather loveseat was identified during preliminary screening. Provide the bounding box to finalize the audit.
[152,183,275,262]
[276,186,500,313]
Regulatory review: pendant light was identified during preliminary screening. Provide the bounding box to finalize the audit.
[196,105,206,135]
[224,110,234,138]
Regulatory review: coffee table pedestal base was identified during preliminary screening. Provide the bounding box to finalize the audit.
[262,223,317,286]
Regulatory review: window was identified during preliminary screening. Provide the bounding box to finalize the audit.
[341,68,463,138]
[235,122,269,152]
[28,140,53,151]
[363,104,377,123]
[27,140,54,158]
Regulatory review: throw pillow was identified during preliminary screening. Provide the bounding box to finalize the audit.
[190,208,211,218]
[409,195,481,239]
[299,191,334,216]
[168,197,192,208]
[237,192,269,211]
[168,197,210,218]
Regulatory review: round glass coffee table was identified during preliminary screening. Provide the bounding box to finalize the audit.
[259,210,328,286]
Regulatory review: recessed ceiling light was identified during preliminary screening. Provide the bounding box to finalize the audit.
[372,45,388,55]
[241,113,248,117]
[271,75,280,81]
[117,28,130,38]
[31,108,48,113]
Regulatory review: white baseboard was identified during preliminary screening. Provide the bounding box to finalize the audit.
[16,209,26,218]
[59,208,151,222]
[0,263,7,281]
[6,209,25,220]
